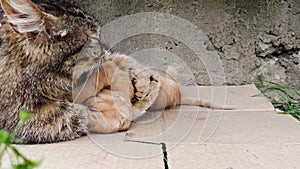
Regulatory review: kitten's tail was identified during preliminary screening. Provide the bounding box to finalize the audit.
[181,97,234,110]
[165,66,234,110]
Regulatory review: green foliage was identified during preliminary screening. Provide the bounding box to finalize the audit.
[256,74,300,121]
[19,110,32,123]
[0,111,42,169]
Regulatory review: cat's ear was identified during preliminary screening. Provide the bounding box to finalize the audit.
[1,0,45,33]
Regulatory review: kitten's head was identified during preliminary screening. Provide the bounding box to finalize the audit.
[0,0,101,65]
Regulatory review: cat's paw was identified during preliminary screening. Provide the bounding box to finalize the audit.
[72,103,90,135]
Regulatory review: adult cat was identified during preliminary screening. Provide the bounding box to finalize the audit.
[0,0,102,143]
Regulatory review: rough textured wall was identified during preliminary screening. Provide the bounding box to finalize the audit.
[74,0,300,88]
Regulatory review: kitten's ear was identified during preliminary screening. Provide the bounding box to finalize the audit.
[1,0,44,33]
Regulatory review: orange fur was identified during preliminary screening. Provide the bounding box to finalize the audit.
[149,67,182,110]
[150,66,234,110]
[73,60,136,133]
[85,89,132,133]
[78,55,232,133]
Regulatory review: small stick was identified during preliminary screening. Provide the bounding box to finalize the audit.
[124,138,169,169]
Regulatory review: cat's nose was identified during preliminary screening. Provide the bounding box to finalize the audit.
[88,26,111,58]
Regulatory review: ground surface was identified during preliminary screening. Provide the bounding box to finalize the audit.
[3,85,300,169]
[1,1,299,169]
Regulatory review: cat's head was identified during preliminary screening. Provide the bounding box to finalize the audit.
[0,0,102,65]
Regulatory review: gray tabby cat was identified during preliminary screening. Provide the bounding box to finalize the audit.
[0,0,104,143]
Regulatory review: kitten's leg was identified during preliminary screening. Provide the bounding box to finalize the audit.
[73,61,122,103]
[149,66,182,111]
[84,90,133,133]
[16,102,89,143]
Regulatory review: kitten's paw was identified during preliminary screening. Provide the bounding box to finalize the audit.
[132,71,152,101]
[149,74,160,89]
[131,70,161,113]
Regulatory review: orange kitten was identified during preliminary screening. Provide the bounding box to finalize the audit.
[75,53,231,133]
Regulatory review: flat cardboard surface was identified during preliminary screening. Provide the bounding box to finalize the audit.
[3,85,300,169]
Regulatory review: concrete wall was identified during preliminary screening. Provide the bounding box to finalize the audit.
[75,0,300,88]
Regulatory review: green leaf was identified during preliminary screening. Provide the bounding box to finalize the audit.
[19,110,31,123]
[12,159,41,169]
[261,87,290,97]
[257,74,264,86]
[10,146,42,169]
[256,74,300,121]
[12,163,35,169]
[292,89,300,97]
[278,108,299,114]
[278,108,300,121]
[0,111,42,169]
[289,112,300,121]
[252,93,263,97]
[264,80,283,87]
[10,146,24,158]
[14,111,32,137]
[0,131,14,144]
[0,145,8,162]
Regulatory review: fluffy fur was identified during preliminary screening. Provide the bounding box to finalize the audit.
[72,53,162,133]
[73,52,229,134]
[0,0,101,143]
